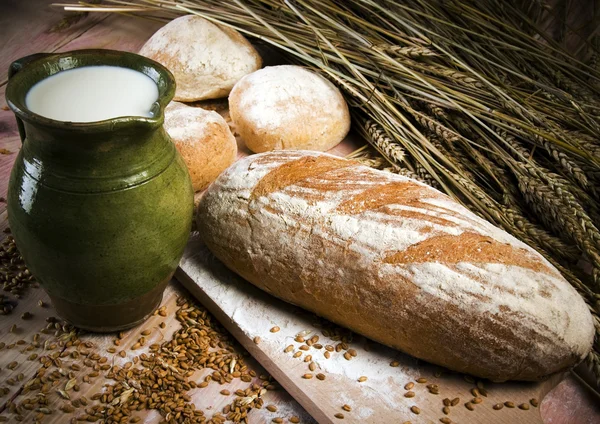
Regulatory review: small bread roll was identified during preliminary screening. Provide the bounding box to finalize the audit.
[229,65,350,153]
[164,102,237,192]
[140,15,262,102]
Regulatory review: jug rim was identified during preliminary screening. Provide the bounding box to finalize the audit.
[6,49,176,132]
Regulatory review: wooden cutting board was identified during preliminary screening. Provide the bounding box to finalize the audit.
[177,233,564,424]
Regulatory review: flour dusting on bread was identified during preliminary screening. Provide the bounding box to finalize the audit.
[197,150,594,381]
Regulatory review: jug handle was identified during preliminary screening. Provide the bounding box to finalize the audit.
[8,53,53,144]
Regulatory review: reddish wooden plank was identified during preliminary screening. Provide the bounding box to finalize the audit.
[55,14,163,53]
[0,0,108,86]
[540,373,600,424]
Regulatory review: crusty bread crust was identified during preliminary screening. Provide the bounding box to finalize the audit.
[139,15,262,102]
[228,65,350,153]
[197,150,595,381]
[164,102,237,192]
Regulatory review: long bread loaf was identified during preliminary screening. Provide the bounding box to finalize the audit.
[197,150,594,381]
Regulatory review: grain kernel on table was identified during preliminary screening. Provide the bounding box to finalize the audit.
[316,373,326,381]
[416,377,427,383]
[390,360,400,367]
[302,373,313,379]
[284,344,294,353]
[289,417,300,423]
[253,336,261,344]
[405,382,415,390]
[440,418,452,424]
[334,413,344,419]
[518,403,530,410]
[410,406,420,414]
[270,326,280,333]
[465,402,475,411]
[450,397,460,406]
[342,404,352,412]
[530,398,539,407]
[404,391,415,398]
[493,403,504,410]
[504,401,515,408]
[442,406,450,415]
[272,419,283,424]
[358,376,367,382]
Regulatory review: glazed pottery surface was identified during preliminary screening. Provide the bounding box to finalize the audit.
[5,50,194,331]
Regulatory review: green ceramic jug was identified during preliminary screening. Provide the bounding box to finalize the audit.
[5,50,194,331]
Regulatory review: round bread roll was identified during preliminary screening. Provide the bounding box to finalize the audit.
[164,102,237,192]
[139,15,262,102]
[229,65,350,153]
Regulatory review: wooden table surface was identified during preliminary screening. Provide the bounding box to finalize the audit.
[0,1,599,423]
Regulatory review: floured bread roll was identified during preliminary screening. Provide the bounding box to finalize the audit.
[164,102,237,192]
[229,65,350,153]
[140,15,262,101]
